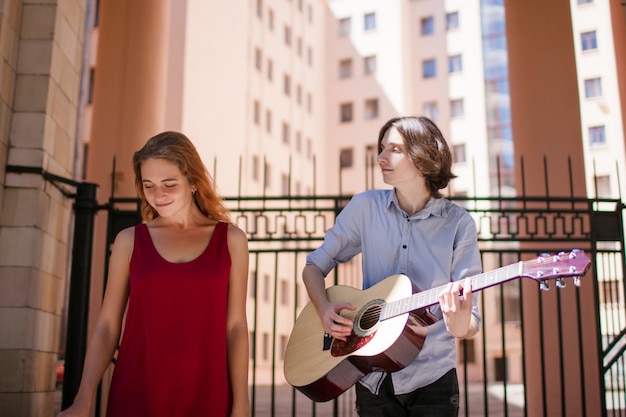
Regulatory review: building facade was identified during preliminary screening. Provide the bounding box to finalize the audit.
[0,0,623,416]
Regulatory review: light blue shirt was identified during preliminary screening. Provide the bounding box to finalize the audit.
[306,189,482,394]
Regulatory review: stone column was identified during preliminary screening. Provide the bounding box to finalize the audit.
[81,0,170,415]
[0,0,89,416]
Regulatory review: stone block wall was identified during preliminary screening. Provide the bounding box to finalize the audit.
[0,1,88,416]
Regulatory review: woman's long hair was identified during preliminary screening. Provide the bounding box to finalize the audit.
[133,131,232,223]
[377,116,456,198]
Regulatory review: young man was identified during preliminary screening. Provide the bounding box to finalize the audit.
[302,116,482,416]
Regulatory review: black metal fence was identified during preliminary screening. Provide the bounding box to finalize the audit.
[92,191,625,417]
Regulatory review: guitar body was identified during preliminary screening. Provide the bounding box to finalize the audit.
[284,274,435,402]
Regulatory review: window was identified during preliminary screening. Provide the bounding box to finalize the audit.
[364,98,379,119]
[256,0,262,18]
[295,181,301,196]
[296,37,302,56]
[584,77,602,98]
[340,148,353,169]
[453,144,466,163]
[448,54,462,73]
[281,175,290,196]
[253,100,260,124]
[265,110,272,133]
[340,102,353,123]
[284,25,292,46]
[577,0,593,4]
[94,0,101,27]
[306,92,312,113]
[295,131,302,153]
[255,48,262,71]
[262,333,269,360]
[307,47,313,66]
[283,74,291,96]
[422,59,436,78]
[268,9,274,30]
[423,102,438,121]
[364,55,376,75]
[263,274,270,302]
[87,68,95,104]
[296,84,302,105]
[446,11,459,30]
[458,338,476,363]
[451,98,464,118]
[589,125,606,146]
[252,155,259,181]
[594,175,611,198]
[339,59,352,79]
[267,59,273,81]
[307,4,313,23]
[364,12,376,31]
[282,122,290,144]
[581,31,597,51]
[264,162,272,188]
[421,16,434,35]
[339,17,351,36]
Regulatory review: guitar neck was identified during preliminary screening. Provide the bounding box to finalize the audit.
[381,262,523,320]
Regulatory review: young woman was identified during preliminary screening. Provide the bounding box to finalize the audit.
[59,131,250,417]
[302,116,482,416]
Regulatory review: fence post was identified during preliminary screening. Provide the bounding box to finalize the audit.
[61,182,99,409]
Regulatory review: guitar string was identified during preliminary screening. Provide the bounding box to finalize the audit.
[337,252,583,324]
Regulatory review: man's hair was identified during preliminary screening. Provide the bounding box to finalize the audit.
[377,116,456,198]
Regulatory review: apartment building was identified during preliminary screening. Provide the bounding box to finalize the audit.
[0,0,622,415]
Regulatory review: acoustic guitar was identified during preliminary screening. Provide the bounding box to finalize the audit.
[284,250,591,402]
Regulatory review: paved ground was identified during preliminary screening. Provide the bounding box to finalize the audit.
[249,383,525,417]
[55,383,525,416]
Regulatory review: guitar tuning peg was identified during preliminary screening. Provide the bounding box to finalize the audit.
[539,282,550,291]
[573,276,581,287]
[556,279,566,289]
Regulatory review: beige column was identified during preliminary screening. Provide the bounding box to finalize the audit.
[82,0,169,415]
[0,0,88,416]
[504,0,602,416]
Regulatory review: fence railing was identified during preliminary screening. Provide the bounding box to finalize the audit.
[100,194,625,417]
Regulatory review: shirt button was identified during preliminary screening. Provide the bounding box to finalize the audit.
[402,245,407,249]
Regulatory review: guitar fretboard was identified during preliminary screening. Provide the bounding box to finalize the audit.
[380,262,525,321]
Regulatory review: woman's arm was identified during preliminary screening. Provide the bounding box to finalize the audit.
[57,227,134,416]
[226,224,250,417]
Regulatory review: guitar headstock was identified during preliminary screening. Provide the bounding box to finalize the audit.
[523,249,591,290]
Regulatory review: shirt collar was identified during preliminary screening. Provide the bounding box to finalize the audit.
[386,189,448,219]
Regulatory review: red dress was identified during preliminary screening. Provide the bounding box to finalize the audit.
[107,222,232,416]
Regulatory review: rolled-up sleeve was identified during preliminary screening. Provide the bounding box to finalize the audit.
[306,195,365,276]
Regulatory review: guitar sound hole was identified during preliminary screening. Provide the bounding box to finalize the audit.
[354,300,383,337]
[360,305,381,330]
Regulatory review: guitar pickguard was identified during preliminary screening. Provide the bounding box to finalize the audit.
[330,331,376,357]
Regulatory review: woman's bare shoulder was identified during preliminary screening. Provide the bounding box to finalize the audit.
[112,224,138,254]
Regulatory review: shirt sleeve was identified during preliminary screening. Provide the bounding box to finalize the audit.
[305,194,366,276]
[451,211,483,324]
